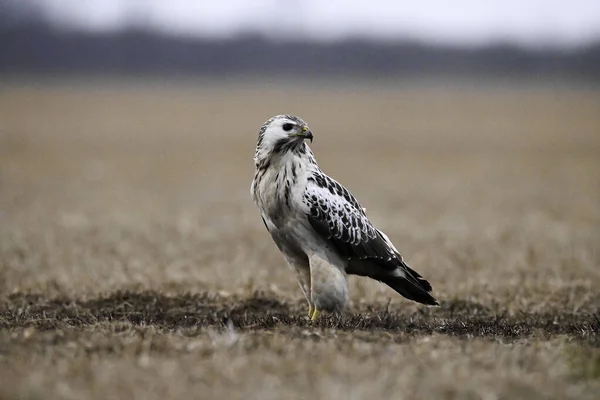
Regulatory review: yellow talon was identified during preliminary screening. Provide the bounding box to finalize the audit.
[308,304,315,319]
[311,308,321,321]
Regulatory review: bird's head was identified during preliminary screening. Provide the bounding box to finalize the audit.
[254,114,313,166]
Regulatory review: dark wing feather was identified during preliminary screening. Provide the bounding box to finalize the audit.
[303,172,437,305]
[303,173,401,269]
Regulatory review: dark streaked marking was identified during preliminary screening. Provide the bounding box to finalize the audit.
[284,182,291,208]
[261,216,270,231]
[255,158,271,172]
[291,162,297,182]
[273,138,306,155]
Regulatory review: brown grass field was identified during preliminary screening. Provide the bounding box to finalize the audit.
[0,78,599,399]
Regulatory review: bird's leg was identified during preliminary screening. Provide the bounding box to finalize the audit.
[309,253,349,322]
[289,261,313,318]
[310,308,321,321]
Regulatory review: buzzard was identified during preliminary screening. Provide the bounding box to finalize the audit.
[251,115,438,320]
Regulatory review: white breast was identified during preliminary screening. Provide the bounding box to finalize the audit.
[252,153,310,229]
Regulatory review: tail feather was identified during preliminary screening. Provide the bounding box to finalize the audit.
[383,260,438,305]
[403,264,433,292]
[382,274,439,306]
[346,258,439,306]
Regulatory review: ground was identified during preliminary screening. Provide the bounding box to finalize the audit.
[0,78,599,399]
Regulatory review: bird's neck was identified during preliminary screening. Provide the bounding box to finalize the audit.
[254,143,318,172]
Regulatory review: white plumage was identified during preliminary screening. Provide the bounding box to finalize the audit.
[251,115,438,320]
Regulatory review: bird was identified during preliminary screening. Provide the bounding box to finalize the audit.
[251,115,438,321]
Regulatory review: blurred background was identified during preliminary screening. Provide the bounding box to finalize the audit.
[2,0,600,79]
[0,0,599,298]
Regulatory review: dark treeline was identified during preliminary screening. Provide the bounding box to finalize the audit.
[1,23,599,79]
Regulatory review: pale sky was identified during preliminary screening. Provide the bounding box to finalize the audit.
[25,0,600,48]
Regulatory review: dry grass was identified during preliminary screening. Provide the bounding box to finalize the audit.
[0,78,599,399]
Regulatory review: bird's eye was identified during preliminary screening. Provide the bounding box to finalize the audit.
[282,123,294,132]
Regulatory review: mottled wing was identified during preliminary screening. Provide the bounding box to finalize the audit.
[301,172,436,303]
[302,172,400,268]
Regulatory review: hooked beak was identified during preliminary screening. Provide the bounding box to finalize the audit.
[301,126,313,143]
